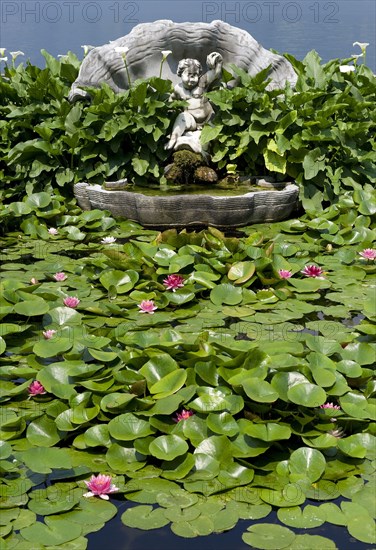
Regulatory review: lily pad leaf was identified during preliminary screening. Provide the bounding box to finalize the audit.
[287,383,326,407]
[26,416,63,447]
[149,435,188,461]
[108,413,155,441]
[14,298,49,316]
[100,270,139,293]
[289,534,337,549]
[20,519,82,546]
[121,505,170,530]
[289,448,326,482]
[149,369,187,398]
[242,523,296,549]
[277,505,326,528]
[171,516,214,537]
[228,261,255,284]
[243,379,279,403]
[210,284,243,306]
[347,515,376,544]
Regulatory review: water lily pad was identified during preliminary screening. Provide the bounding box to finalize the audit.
[26,416,62,447]
[20,518,82,546]
[347,515,376,544]
[207,412,239,436]
[287,383,326,407]
[164,505,201,523]
[338,433,375,458]
[44,306,82,326]
[106,443,146,473]
[108,413,155,441]
[210,284,243,306]
[289,534,337,549]
[14,298,49,316]
[161,453,195,480]
[228,261,255,284]
[149,435,188,461]
[149,369,187,398]
[121,504,170,530]
[318,502,347,525]
[277,505,326,528]
[171,516,214,537]
[242,523,296,549]
[288,448,326,482]
[244,423,291,441]
[99,269,139,293]
[18,448,64,476]
[243,379,279,403]
[33,337,73,358]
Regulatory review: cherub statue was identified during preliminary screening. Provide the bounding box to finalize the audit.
[165,52,223,153]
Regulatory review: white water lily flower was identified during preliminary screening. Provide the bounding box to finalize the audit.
[339,65,355,73]
[114,46,130,56]
[161,50,172,60]
[81,45,95,56]
[10,50,24,60]
[101,236,117,244]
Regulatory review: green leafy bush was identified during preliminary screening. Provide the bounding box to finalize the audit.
[202,52,376,211]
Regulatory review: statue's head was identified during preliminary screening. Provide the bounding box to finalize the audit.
[177,58,202,89]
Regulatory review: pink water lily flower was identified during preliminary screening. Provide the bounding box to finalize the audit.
[30,278,39,284]
[28,380,46,396]
[138,300,157,314]
[320,403,340,410]
[278,269,292,279]
[163,274,185,291]
[63,296,80,308]
[43,329,57,339]
[83,474,119,500]
[53,272,67,281]
[359,248,376,260]
[301,265,325,278]
[48,227,58,235]
[174,409,194,422]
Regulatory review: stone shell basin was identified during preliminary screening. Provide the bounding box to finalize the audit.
[69,19,297,100]
[74,182,299,228]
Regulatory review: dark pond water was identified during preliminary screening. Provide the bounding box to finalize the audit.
[1,0,375,70]
[86,498,373,550]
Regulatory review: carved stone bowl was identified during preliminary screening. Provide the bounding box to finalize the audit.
[74,181,299,228]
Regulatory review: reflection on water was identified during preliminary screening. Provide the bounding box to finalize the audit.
[1,1,375,70]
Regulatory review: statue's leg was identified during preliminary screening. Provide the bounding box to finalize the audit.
[166,112,197,150]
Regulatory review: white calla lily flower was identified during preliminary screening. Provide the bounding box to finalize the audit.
[114,46,129,55]
[353,41,369,50]
[161,50,172,60]
[339,65,355,73]
[0,48,6,57]
[10,51,24,60]
[81,45,95,56]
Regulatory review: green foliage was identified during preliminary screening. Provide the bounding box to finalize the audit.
[0,49,375,550]
[0,51,181,232]
[204,53,376,210]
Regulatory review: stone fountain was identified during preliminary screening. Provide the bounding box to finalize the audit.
[71,20,299,228]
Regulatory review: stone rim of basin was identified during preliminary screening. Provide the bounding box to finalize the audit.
[73,181,300,228]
